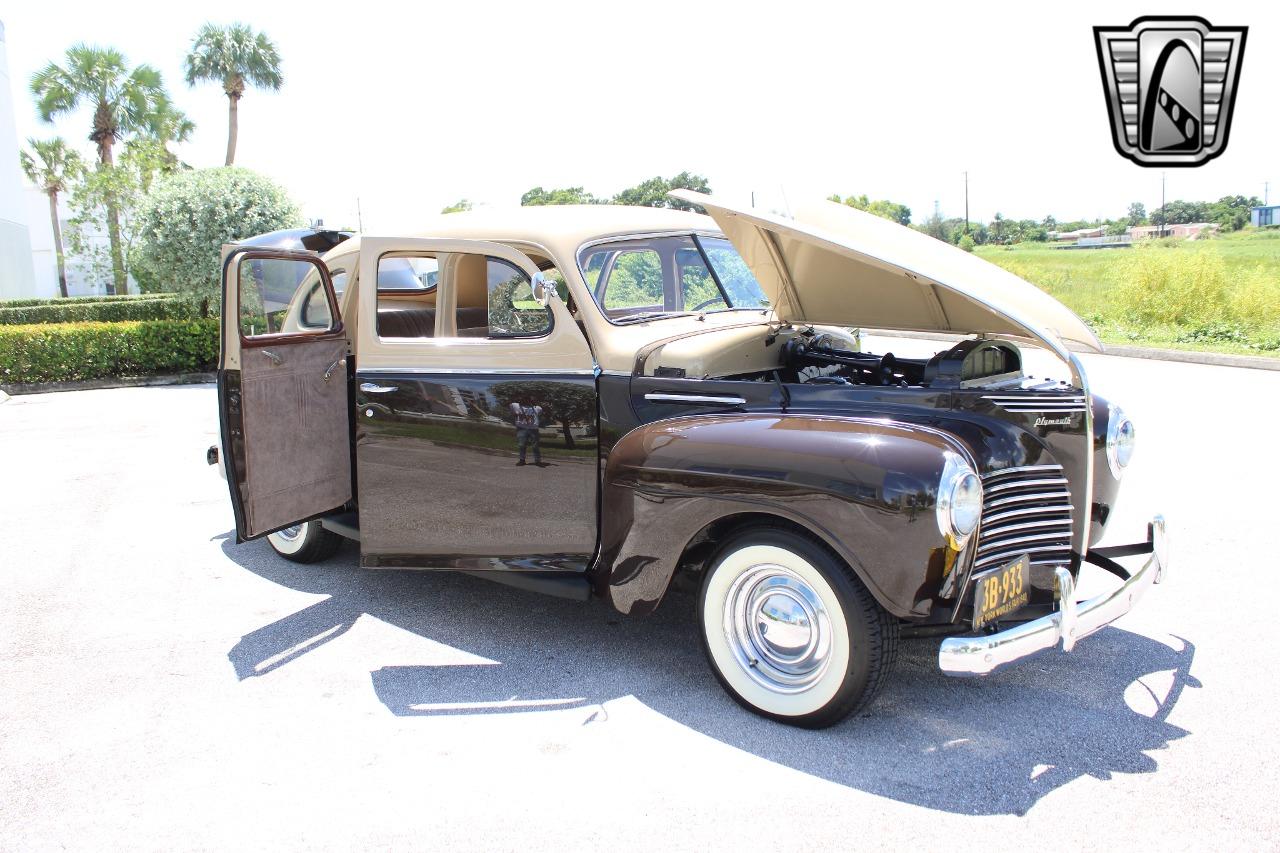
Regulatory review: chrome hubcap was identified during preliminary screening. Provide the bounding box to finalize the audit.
[275,524,303,542]
[723,563,832,693]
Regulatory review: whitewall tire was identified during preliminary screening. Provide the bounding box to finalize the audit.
[266,521,343,563]
[699,527,898,728]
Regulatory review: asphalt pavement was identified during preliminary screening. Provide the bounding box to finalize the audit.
[1,349,1278,850]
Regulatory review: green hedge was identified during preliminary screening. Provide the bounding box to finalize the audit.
[0,294,172,309]
[0,295,200,325]
[0,318,219,384]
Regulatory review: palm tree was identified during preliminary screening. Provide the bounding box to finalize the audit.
[141,100,196,173]
[20,138,85,298]
[30,46,169,295]
[184,23,283,166]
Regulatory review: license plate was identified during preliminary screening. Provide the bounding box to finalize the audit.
[972,554,1031,629]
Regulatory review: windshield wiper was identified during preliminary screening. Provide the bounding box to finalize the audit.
[613,311,696,325]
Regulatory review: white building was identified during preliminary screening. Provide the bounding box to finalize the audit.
[0,19,39,300]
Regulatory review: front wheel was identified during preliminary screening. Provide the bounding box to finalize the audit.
[698,527,898,728]
[266,520,343,564]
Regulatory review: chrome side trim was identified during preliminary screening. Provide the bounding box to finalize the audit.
[644,393,747,406]
[940,515,1167,676]
[358,367,598,376]
[1068,353,1094,557]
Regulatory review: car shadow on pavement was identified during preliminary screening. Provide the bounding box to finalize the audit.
[221,534,1198,816]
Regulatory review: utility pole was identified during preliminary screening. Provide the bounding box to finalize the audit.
[356,197,364,232]
[1160,172,1166,236]
[964,171,969,234]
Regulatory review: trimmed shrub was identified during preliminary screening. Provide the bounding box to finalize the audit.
[0,318,219,384]
[132,167,303,301]
[0,295,199,325]
[0,294,170,309]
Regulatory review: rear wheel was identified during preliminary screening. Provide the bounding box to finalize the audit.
[266,521,343,563]
[698,527,898,728]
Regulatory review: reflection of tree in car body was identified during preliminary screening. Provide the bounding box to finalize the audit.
[490,381,594,450]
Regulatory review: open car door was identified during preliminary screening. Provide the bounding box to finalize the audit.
[218,247,352,541]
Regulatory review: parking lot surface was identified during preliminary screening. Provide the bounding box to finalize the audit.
[1,350,1278,850]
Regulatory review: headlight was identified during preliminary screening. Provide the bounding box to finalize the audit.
[1106,404,1136,478]
[937,453,983,546]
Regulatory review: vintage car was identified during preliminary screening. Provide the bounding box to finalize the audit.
[211,191,1166,728]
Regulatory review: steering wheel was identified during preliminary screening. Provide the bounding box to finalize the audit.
[692,297,728,311]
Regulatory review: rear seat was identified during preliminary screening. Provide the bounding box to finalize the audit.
[377,307,436,338]
[455,306,489,337]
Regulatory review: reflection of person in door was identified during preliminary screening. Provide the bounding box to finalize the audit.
[511,402,544,466]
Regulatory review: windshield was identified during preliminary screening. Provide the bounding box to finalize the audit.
[578,234,769,323]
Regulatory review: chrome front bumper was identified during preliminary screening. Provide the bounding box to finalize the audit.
[938,515,1168,676]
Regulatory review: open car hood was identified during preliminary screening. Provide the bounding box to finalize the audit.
[670,190,1102,359]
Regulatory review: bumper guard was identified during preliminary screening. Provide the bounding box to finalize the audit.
[938,515,1168,676]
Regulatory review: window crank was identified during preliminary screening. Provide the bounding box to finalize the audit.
[261,349,282,366]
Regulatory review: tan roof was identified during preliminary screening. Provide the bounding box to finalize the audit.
[333,205,716,263]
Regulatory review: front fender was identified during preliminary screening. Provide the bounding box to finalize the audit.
[596,412,970,618]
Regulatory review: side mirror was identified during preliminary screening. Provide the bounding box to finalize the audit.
[532,272,559,307]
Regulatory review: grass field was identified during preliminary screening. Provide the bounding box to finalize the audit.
[975,229,1280,357]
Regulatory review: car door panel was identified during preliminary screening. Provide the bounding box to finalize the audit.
[218,247,352,540]
[352,237,598,570]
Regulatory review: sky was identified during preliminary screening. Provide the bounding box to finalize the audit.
[4,0,1277,234]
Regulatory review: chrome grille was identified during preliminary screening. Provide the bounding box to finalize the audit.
[972,464,1073,572]
[982,394,1088,414]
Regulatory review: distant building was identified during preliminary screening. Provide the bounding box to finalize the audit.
[1128,222,1220,240]
[1050,227,1105,242]
[1252,205,1279,228]
[0,20,39,300]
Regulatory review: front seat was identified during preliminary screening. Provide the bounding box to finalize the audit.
[452,254,490,337]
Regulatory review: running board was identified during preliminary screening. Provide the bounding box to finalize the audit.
[319,512,361,541]
[459,571,592,601]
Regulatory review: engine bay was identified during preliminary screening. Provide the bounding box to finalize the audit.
[775,331,1028,390]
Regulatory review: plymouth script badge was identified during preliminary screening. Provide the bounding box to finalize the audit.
[1094,16,1247,167]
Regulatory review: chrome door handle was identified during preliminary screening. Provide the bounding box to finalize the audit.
[324,358,346,381]
[359,382,398,394]
[261,349,282,366]
[643,392,746,405]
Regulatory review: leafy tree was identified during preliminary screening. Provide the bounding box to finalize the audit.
[441,199,473,214]
[1206,195,1261,232]
[828,193,912,225]
[31,45,171,294]
[184,23,283,166]
[66,141,169,293]
[132,167,302,309]
[612,172,711,210]
[489,381,596,449]
[918,212,948,241]
[20,138,85,298]
[1151,199,1209,226]
[958,233,976,253]
[138,100,195,172]
[1126,202,1147,226]
[1042,215,1057,230]
[521,186,599,206]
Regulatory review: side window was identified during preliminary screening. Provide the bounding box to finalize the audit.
[487,258,551,337]
[239,256,337,338]
[586,248,664,311]
[376,255,440,339]
[676,247,726,311]
[300,269,347,329]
